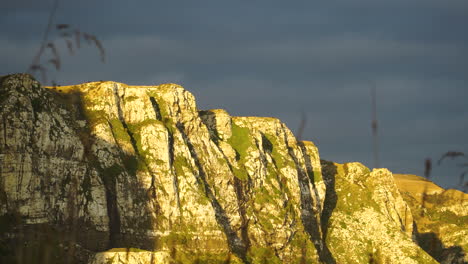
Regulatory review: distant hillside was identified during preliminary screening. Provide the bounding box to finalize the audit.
[393,174,445,200]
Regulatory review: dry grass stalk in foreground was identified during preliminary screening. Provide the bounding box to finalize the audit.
[420,151,467,217]
[27,0,105,85]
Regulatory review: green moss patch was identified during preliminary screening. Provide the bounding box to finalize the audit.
[247,247,282,264]
[109,118,132,144]
[227,122,254,181]
[227,122,252,162]
[173,155,191,176]
[263,133,294,169]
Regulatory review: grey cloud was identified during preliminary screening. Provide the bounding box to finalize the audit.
[1,0,467,190]
[0,0,53,14]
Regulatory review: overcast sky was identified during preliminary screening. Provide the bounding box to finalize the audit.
[2,0,467,190]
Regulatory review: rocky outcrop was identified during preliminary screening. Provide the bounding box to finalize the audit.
[0,74,461,263]
[394,174,468,263]
[89,248,174,264]
[321,162,435,263]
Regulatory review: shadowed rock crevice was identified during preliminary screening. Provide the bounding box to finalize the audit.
[298,142,322,213]
[112,84,138,155]
[167,130,181,211]
[287,145,336,264]
[101,166,121,249]
[199,110,220,144]
[149,97,162,121]
[62,91,112,253]
[199,110,252,251]
[319,160,337,242]
[84,104,121,248]
[155,98,180,211]
[2,116,7,148]
[217,139,252,251]
[76,85,158,251]
[320,160,338,263]
[233,176,251,250]
[111,84,161,215]
[413,222,467,263]
[175,121,250,264]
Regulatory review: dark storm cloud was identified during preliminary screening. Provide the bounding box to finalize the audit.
[1,0,467,189]
[0,0,52,14]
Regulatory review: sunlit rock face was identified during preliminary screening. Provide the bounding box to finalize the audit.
[0,73,460,264]
[320,162,437,264]
[89,248,174,264]
[394,174,468,263]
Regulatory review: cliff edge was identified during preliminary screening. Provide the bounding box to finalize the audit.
[0,74,464,263]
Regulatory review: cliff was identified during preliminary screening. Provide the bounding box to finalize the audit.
[0,74,465,263]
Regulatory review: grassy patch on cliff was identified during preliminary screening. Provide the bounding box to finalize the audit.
[173,155,191,176]
[263,133,295,169]
[109,118,132,144]
[227,122,253,180]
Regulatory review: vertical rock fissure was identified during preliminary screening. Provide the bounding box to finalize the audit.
[153,96,181,212]
[403,206,411,233]
[233,176,251,251]
[298,142,323,213]
[112,84,138,151]
[149,97,162,121]
[107,119,135,170]
[167,130,181,212]
[74,89,122,249]
[17,155,25,194]
[112,85,161,214]
[319,160,338,258]
[287,146,336,264]
[2,116,7,147]
[150,96,181,212]
[102,170,121,249]
[89,85,127,248]
[0,156,9,210]
[385,191,405,231]
[220,144,252,251]
[175,122,250,264]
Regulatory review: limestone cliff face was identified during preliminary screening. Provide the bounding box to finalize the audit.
[0,74,457,264]
[320,162,435,263]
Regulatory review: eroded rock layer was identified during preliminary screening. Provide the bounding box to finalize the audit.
[0,74,460,263]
